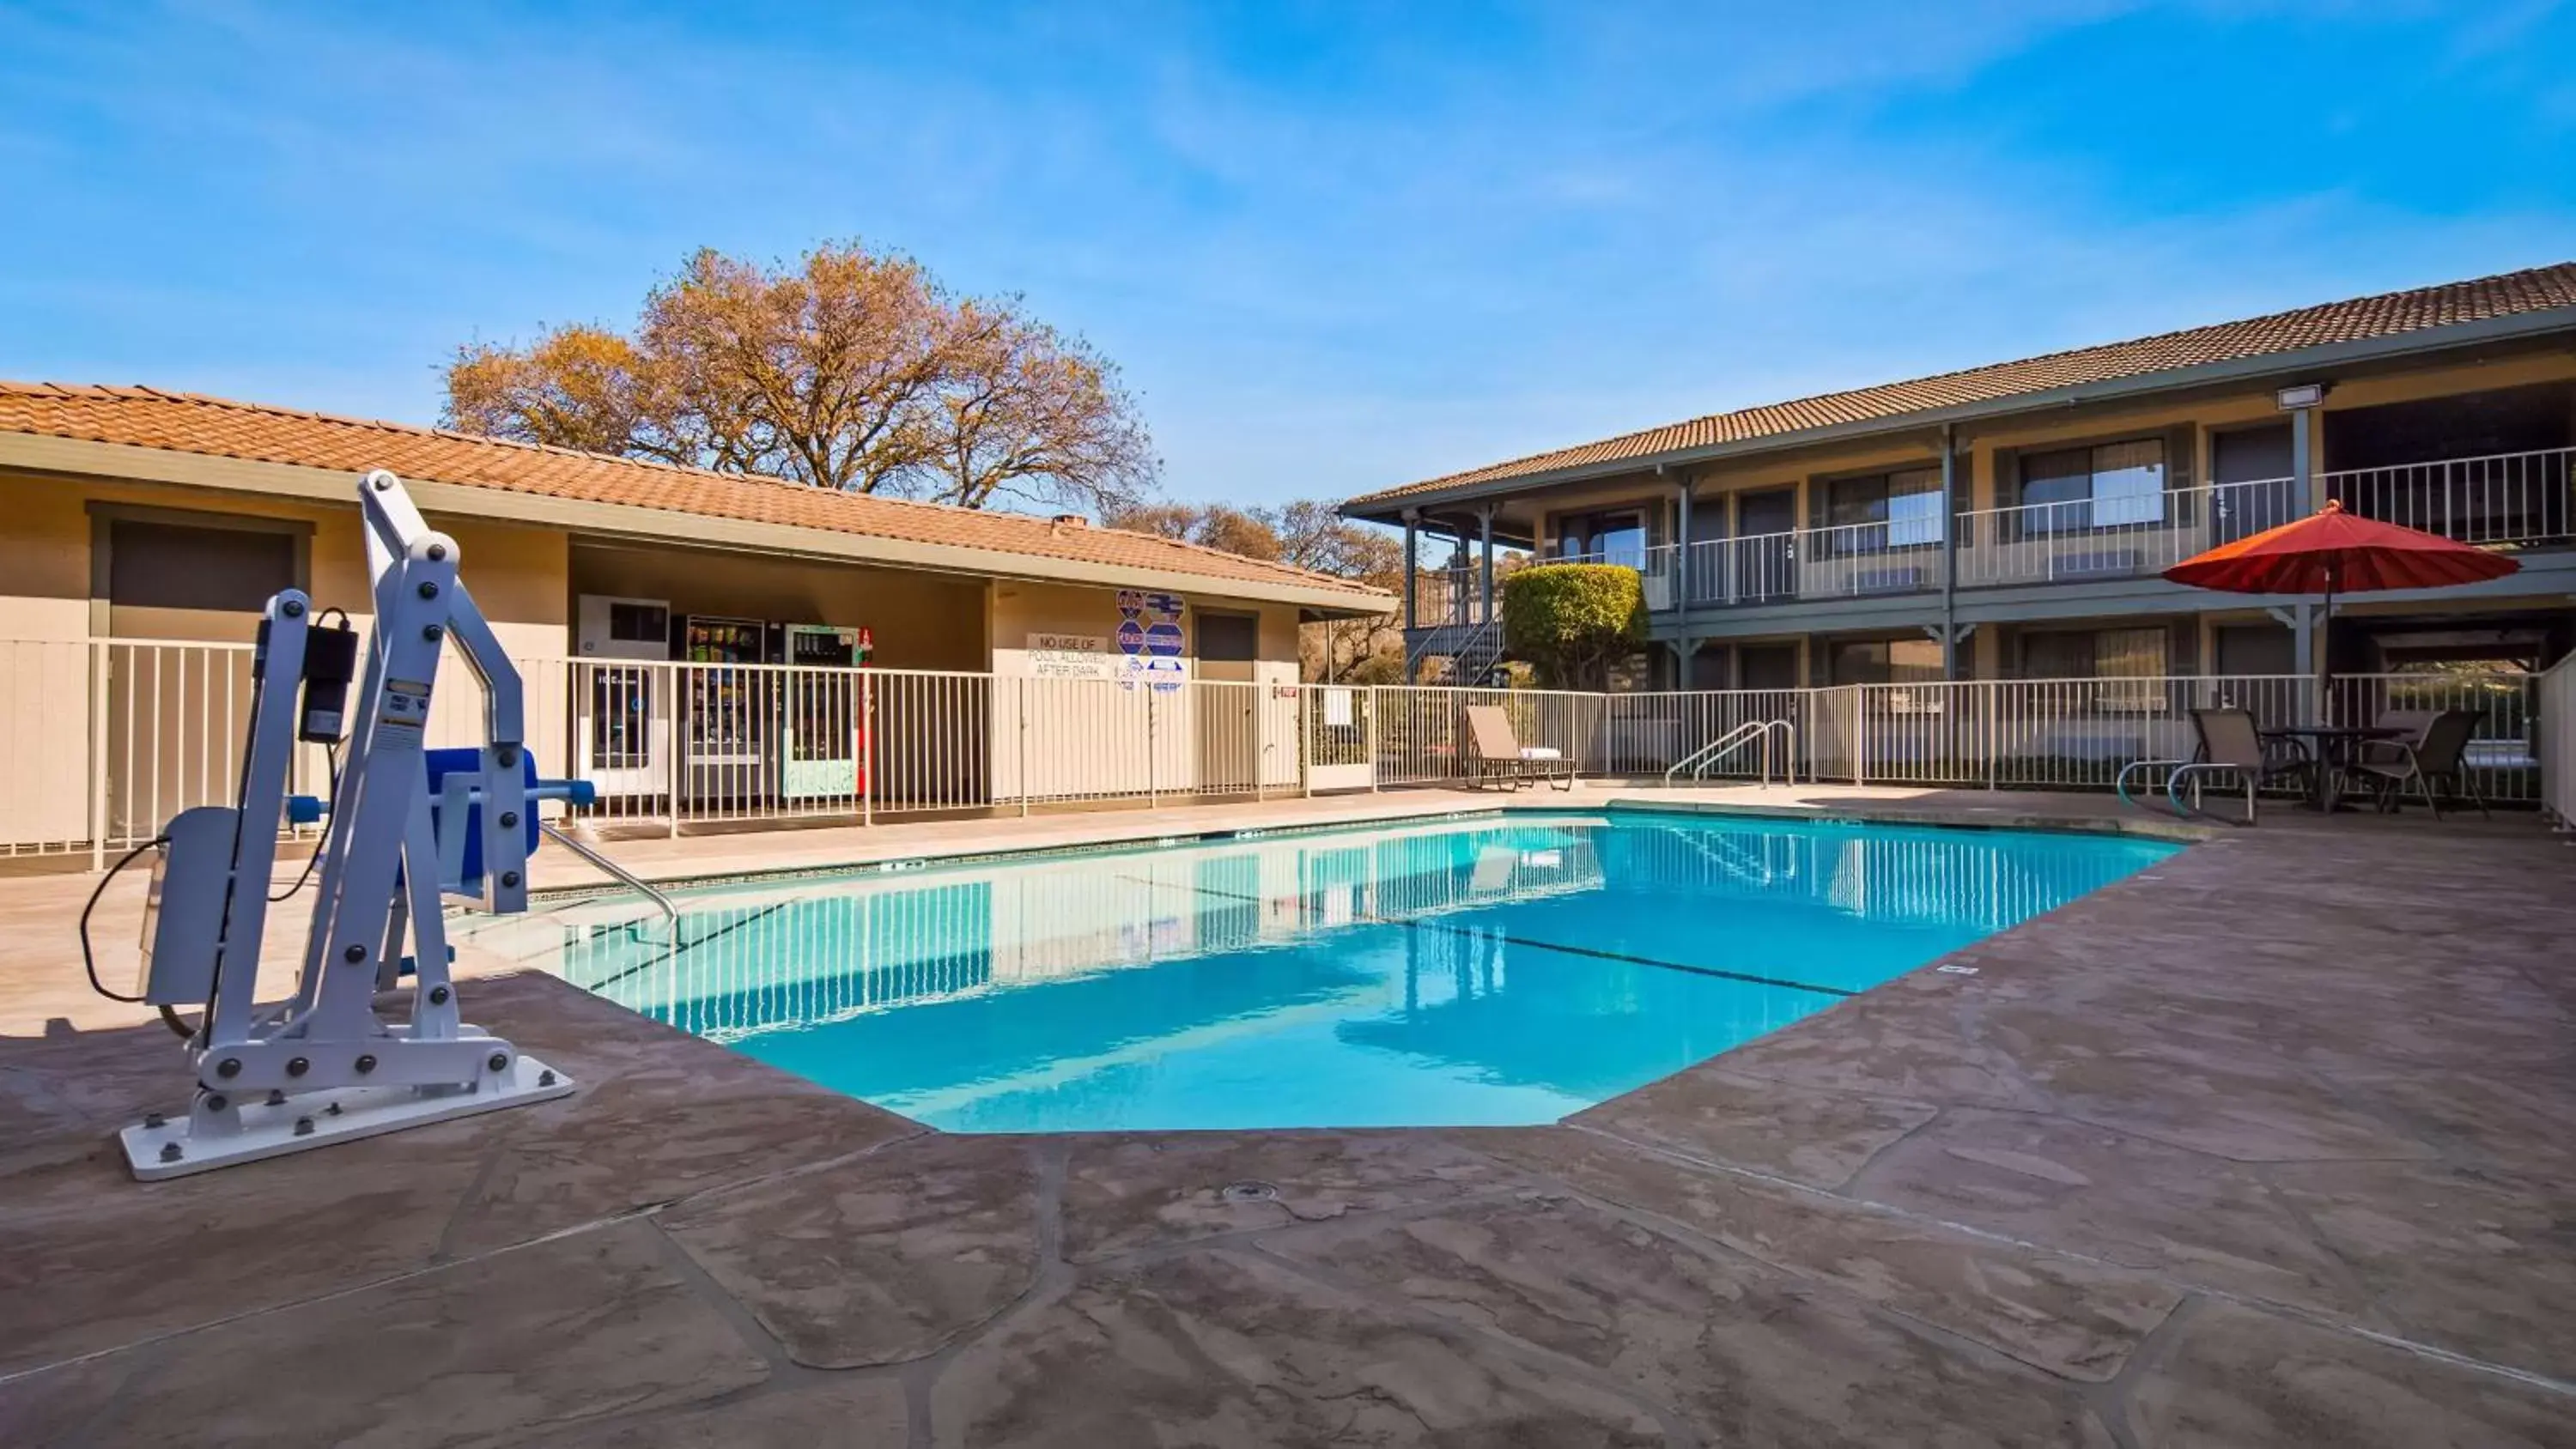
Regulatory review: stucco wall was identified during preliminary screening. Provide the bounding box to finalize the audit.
[1,472,574,846]
[986,582,1303,799]
[569,543,988,673]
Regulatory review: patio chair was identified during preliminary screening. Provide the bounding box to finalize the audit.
[1462,705,1574,792]
[2374,708,2437,739]
[2348,709,2488,819]
[2154,707,2313,826]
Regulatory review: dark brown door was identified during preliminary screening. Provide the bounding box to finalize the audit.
[2212,424,2297,542]
[1732,488,1796,600]
[1739,643,1800,692]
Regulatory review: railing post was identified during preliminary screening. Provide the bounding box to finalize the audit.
[1301,682,1315,797]
[1254,680,1267,802]
[860,670,874,828]
[1853,686,1868,787]
[1369,687,1382,791]
[1018,676,1030,818]
[1147,686,1159,808]
[88,640,109,871]
[1984,680,1999,791]
[666,665,683,839]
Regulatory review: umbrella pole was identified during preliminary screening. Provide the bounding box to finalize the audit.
[2317,567,2336,726]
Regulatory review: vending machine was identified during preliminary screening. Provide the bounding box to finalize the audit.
[573,595,673,805]
[672,614,770,808]
[779,624,872,803]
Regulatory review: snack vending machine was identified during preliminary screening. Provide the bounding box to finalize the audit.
[779,624,872,802]
[672,615,770,808]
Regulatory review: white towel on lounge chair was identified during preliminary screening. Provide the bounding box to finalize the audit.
[1518,746,1564,761]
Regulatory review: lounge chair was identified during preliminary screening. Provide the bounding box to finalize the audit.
[2118,707,2311,825]
[1462,705,1574,792]
[2349,708,2488,819]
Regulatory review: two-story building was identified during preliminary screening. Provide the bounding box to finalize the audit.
[1345,263,2576,694]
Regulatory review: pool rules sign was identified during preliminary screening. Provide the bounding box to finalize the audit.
[1117,590,1188,692]
[1028,634,1112,679]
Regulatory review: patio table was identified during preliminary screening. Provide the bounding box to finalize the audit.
[2260,724,2403,812]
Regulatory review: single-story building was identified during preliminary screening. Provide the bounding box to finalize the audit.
[0,384,1392,853]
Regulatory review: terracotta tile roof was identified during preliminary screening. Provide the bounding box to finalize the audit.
[1352,261,2576,509]
[0,382,1389,604]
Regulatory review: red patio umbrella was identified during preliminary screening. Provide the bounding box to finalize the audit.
[2162,498,2519,715]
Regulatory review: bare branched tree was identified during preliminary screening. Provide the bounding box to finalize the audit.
[1102,499,1406,681]
[443,242,1161,513]
[927,307,1157,515]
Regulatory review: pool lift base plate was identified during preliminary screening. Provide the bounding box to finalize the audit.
[121,1053,576,1181]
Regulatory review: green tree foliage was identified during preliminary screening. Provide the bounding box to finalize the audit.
[1500,564,1644,689]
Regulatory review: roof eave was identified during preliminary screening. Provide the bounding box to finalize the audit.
[0,432,1395,615]
[1340,303,2576,522]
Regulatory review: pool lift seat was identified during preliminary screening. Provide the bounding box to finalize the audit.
[112,470,612,1180]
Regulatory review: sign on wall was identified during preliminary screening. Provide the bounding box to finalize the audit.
[1117,590,1188,692]
[1029,633,1113,680]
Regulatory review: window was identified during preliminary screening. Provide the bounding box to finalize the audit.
[2213,623,2295,677]
[1823,467,1943,551]
[1197,612,1259,663]
[1826,636,1944,686]
[2020,440,2166,531]
[2020,627,2170,710]
[107,518,296,612]
[2097,626,2167,676]
[1557,510,1648,568]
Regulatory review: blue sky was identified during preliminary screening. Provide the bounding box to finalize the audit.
[3,2,2571,508]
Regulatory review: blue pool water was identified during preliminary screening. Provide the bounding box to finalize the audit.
[502,812,2175,1131]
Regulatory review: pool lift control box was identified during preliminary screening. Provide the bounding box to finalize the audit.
[114,470,597,1180]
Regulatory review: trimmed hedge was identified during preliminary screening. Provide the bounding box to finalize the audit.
[1500,563,1645,689]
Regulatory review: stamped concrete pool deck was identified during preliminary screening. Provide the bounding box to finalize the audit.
[2,792,2570,1446]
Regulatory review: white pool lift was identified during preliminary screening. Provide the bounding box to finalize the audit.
[105,470,611,1179]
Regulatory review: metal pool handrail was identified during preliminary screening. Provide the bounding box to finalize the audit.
[538,821,679,925]
[1665,718,1798,788]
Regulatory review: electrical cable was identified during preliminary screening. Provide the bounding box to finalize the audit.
[78,835,167,1004]
[269,743,342,902]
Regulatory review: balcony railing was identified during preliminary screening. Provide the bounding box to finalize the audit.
[2325,446,2573,549]
[1413,563,1499,627]
[1953,476,2303,589]
[1535,445,2572,614]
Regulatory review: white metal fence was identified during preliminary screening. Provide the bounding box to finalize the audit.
[1,639,2554,864]
[2325,446,2574,549]
[2537,652,2575,830]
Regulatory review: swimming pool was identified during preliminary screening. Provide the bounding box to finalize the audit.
[489,811,2175,1131]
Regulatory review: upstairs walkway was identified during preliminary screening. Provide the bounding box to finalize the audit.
[1,797,2569,1446]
